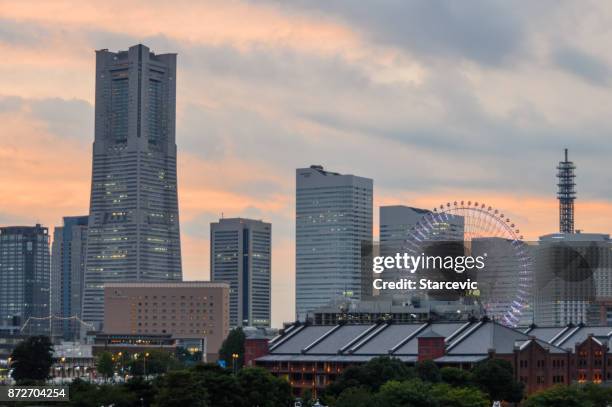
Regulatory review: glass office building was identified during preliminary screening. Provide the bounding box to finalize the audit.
[211,218,271,327]
[0,225,50,335]
[51,216,88,340]
[295,165,373,320]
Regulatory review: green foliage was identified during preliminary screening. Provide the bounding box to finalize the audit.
[127,349,182,376]
[524,384,612,407]
[335,387,376,407]
[237,367,293,407]
[375,379,438,407]
[96,351,115,381]
[524,385,589,407]
[218,327,246,370]
[430,383,489,407]
[471,359,524,402]
[580,383,612,407]
[326,356,415,397]
[154,370,209,407]
[192,364,245,407]
[440,366,473,387]
[69,379,137,407]
[10,335,54,383]
[415,360,441,383]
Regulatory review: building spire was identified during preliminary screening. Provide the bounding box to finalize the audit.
[557,148,576,233]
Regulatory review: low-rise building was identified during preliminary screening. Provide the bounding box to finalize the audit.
[255,318,612,397]
[103,281,230,361]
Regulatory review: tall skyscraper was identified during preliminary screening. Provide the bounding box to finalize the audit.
[51,216,88,340]
[0,225,50,335]
[210,218,271,327]
[82,44,182,329]
[295,165,373,320]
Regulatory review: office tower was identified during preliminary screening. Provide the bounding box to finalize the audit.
[0,225,50,335]
[557,148,576,234]
[296,165,373,320]
[380,206,432,256]
[378,205,464,297]
[211,218,271,327]
[104,282,230,361]
[82,44,182,329]
[534,232,610,326]
[51,216,88,340]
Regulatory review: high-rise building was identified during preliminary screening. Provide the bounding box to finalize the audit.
[295,165,373,320]
[51,216,88,340]
[103,281,230,361]
[534,232,610,326]
[210,218,271,327]
[82,44,182,329]
[378,205,464,298]
[0,225,50,335]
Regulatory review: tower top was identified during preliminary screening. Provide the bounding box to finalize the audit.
[557,148,576,233]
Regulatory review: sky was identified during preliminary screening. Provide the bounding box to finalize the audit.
[2,0,612,327]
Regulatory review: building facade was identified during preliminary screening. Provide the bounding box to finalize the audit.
[211,218,271,327]
[535,232,611,326]
[103,282,230,361]
[0,225,50,335]
[83,44,182,329]
[296,165,373,320]
[51,216,89,340]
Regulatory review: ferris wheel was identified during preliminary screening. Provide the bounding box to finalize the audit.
[403,200,533,327]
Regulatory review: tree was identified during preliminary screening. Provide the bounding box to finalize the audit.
[237,367,292,407]
[375,379,438,407]
[218,327,245,370]
[326,356,414,397]
[471,359,523,402]
[154,370,209,407]
[192,364,245,407]
[524,385,588,407]
[431,383,489,407]
[96,351,115,382]
[69,379,136,407]
[415,360,441,383]
[127,349,182,376]
[335,387,376,407]
[440,366,473,387]
[581,382,612,407]
[10,335,53,383]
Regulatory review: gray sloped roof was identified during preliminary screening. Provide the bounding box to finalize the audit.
[447,322,527,355]
[354,324,426,355]
[271,326,335,354]
[554,326,612,347]
[307,324,374,354]
[525,327,568,343]
[393,322,468,355]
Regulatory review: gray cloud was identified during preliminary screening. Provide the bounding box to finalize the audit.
[553,46,611,86]
[266,0,526,66]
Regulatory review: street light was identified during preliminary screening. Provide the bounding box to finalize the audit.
[231,353,239,375]
[143,352,149,378]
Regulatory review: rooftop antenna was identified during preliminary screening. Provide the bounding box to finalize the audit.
[557,148,576,233]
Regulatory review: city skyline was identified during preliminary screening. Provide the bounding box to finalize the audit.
[3,1,612,327]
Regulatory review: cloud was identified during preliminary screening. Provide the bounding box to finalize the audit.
[553,46,612,86]
[268,0,526,66]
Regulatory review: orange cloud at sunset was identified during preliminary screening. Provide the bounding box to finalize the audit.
[2,0,612,327]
